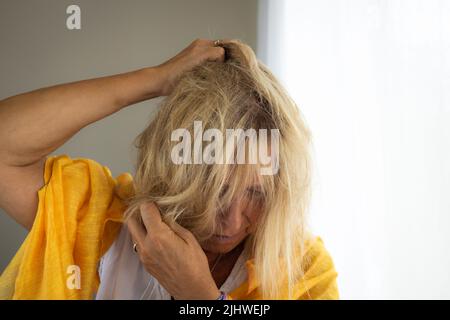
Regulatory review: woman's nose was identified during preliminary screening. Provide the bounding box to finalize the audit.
[221,200,247,235]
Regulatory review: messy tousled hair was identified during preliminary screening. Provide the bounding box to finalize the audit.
[123,39,313,299]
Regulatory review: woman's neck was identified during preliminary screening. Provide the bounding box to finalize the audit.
[204,241,246,268]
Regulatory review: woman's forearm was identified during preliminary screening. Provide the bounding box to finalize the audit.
[0,67,164,167]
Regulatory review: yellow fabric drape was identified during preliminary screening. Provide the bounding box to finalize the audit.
[0,154,338,300]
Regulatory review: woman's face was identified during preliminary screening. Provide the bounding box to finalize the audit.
[200,182,264,254]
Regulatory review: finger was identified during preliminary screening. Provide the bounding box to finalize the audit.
[140,202,165,233]
[210,38,233,47]
[205,39,216,47]
[206,46,226,63]
[126,214,146,247]
[192,38,215,49]
[170,220,195,244]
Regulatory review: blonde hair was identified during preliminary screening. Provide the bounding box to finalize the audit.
[124,39,313,299]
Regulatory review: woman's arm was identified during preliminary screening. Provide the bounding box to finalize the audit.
[0,39,225,167]
[0,67,162,167]
[0,38,225,229]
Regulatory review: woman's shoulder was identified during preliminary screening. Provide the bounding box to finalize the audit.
[303,236,337,275]
[5,154,134,299]
[298,235,339,299]
[43,154,134,199]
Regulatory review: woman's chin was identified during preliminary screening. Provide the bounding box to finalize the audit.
[201,234,247,254]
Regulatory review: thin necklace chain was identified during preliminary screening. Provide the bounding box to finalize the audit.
[210,253,223,273]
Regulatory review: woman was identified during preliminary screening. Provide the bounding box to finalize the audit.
[0,39,338,300]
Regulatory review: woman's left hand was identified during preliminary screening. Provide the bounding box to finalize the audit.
[126,202,221,300]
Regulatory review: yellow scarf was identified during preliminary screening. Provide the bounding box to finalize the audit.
[0,154,338,300]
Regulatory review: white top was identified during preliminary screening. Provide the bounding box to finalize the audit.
[95,225,250,300]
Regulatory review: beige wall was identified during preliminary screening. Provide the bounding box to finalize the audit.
[0,0,258,271]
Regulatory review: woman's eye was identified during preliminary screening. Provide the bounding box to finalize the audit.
[247,189,264,199]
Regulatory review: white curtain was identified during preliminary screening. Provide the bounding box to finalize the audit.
[258,0,450,299]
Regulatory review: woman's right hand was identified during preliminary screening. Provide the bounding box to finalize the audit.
[155,39,226,96]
